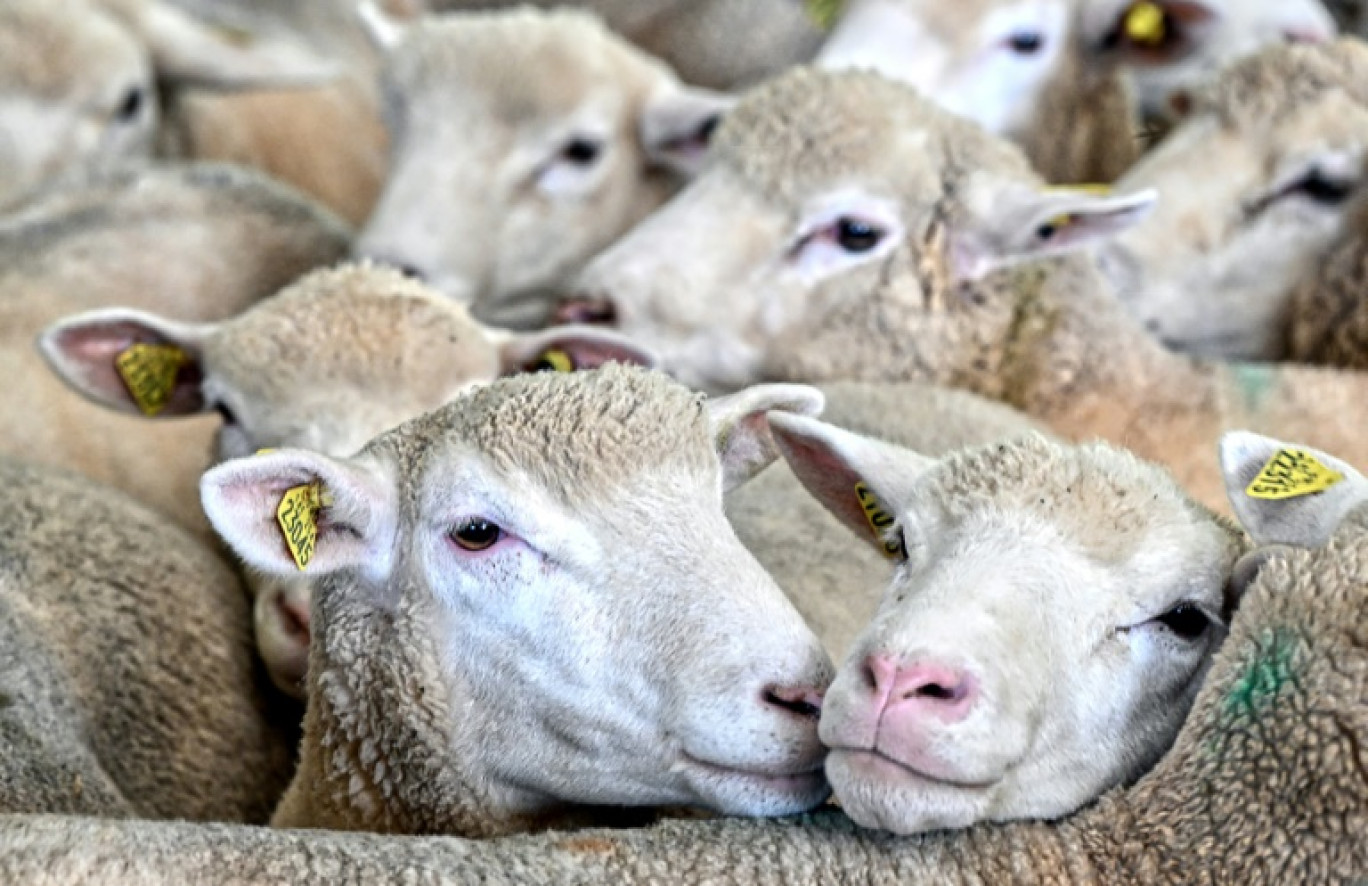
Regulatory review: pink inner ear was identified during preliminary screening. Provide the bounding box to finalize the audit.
[770,424,876,543]
[48,321,205,415]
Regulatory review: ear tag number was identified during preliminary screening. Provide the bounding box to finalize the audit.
[531,349,575,374]
[115,344,188,416]
[805,0,845,30]
[1246,449,1345,501]
[276,482,332,571]
[1125,1,1167,46]
[856,482,906,561]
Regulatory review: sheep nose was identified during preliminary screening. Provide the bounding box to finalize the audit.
[1283,25,1330,44]
[864,654,977,724]
[554,294,617,326]
[762,684,824,720]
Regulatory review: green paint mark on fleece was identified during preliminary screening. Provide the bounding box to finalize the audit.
[805,0,845,30]
[1232,364,1278,413]
[1223,628,1298,721]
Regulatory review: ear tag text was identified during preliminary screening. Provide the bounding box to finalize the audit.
[532,349,575,374]
[1125,1,1167,46]
[115,343,188,416]
[276,482,332,571]
[805,0,845,30]
[856,482,906,560]
[1246,449,1344,501]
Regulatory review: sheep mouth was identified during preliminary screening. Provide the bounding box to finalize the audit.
[679,752,828,794]
[828,747,999,791]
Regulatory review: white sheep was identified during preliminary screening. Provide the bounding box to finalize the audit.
[199,365,835,834]
[352,5,732,329]
[1100,39,1368,361]
[2,432,1364,879]
[1,163,349,536]
[0,458,294,822]
[41,262,656,695]
[767,417,1242,833]
[0,0,338,211]
[568,68,1368,513]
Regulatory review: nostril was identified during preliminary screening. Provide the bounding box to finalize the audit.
[907,681,965,703]
[1283,27,1329,45]
[554,295,618,327]
[763,685,823,719]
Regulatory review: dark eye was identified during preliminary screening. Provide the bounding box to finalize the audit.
[1156,603,1209,640]
[452,518,502,552]
[562,138,602,166]
[1007,32,1044,54]
[1295,170,1356,205]
[115,86,144,123]
[835,217,885,253]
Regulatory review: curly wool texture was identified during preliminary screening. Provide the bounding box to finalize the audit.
[4,497,1365,882]
[1199,37,1368,127]
[0,0,130,99]
[0,459,295,823]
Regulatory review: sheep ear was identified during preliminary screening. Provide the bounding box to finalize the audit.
[39,309,212,418]
[202,450,396,579]
[1087,1,1221,68]
[124,0,339,88]
[707,385,825,493]
[768,414,932,561]
[640,86,734,177]
[357,0,407,51]
[951,183,1157,282]
[497,326,659,375]
[1220,432,1368,548]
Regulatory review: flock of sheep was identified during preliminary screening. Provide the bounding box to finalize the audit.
[1,0,1367,883]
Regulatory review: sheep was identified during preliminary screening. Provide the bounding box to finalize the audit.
[420,0,823,89]
[198,365,835,834]
[0,163,350,536]
[2,445,1363,881]
[767,418,1242,834]
[351,6,733,329]
[1286,210,1368,368]
[728,382,1052,658]
[41,262,657,696]
[565,68,1368,513]
[0,0,339,212]
[1099,39,1368,361]
[0,457,295,823]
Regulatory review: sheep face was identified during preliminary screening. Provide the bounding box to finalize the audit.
[1102,40,1368,360]
[39,263,656,697]
[202,367,836,821]
[769,419,1243,835]
[354,9,730,330]
[568,69,1153,393]
[0,0,156,207]
[0,0,336,210]
[816,0,1074,139]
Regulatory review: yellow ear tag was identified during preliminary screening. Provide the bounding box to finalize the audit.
[1246,449,1345,501]
[114,343,188,417]
[276,482,333,571]
[805,0,845,30]
[255,449,277,456]
[1125,1,1167,46]
[1048,183,1113,196]
[534,349,575,374]
[855,482,906,561]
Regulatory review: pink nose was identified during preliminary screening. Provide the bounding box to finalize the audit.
[1283,25,1330,45]
[865,654,977,724]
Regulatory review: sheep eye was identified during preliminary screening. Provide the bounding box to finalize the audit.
[1155,603,1209,640]
[835,218,884,253]
[115,86,145,123]
[1295,170,1356,205]
[452,518,502,552]
[562,138,603,166]
[1007,32,1044,54]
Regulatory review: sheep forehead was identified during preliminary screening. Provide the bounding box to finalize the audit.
[394,10,665,119]
[207,265,493,400]
[1202,40,1368,129]
[0,0,141,100]
[909,435,1238,569]
[711,68,1035,206]
[374,365,715,508]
